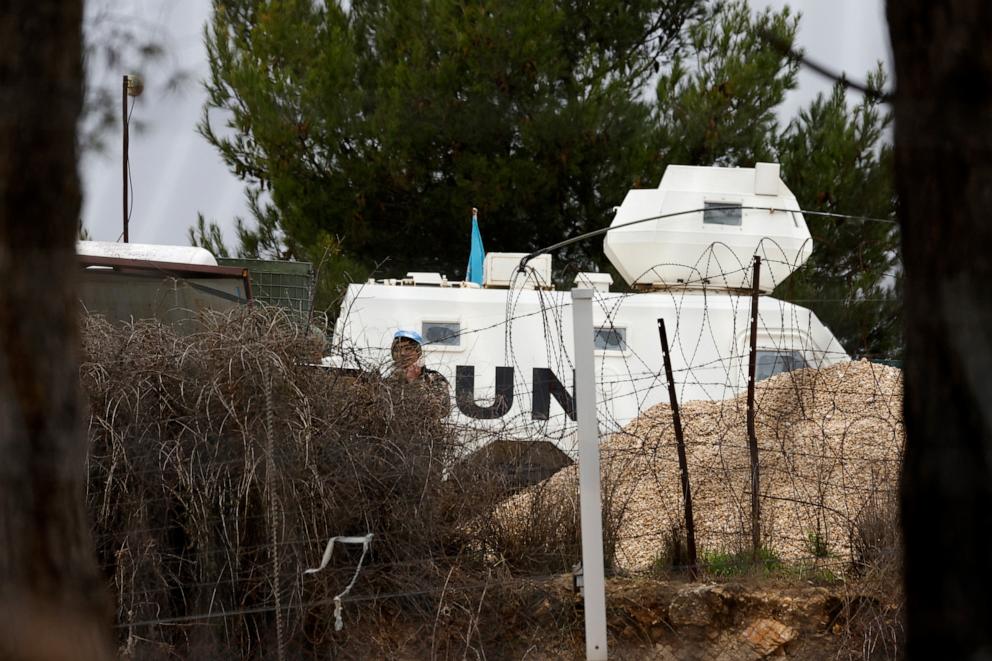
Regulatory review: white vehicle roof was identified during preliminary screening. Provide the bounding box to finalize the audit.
[77,240,218,266]
[331,162,848,456]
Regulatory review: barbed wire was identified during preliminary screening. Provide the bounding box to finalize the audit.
[82,230,904,656]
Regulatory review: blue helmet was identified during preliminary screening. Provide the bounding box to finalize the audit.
[393,329,424,345]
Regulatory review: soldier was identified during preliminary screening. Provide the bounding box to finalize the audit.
[389,329,450,417]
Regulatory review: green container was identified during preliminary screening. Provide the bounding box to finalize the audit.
[218,258,313,321]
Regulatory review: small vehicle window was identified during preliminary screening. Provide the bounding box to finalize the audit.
[423,321,460,346]
[703,202,742,226]
[756,350,807,381]
[594,326,626,351]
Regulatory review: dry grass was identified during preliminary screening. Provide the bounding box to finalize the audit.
[473,458,630,574]
[836,492,904,660]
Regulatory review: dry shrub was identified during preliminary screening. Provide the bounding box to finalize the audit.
[837,493,904,659]
[851,494,901,577]
[476,459,630,574]
[82,308,505,658]
[650,524,691,575]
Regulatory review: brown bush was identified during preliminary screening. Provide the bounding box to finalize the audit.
[83,308,508,658]
[476,452,631,575]
[836,492,904,659]
[850,493,901,577]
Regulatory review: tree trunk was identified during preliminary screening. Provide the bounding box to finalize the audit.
[0,2,111,658]
[888,1,992,656]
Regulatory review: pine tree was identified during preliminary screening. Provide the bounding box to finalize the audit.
[653,3,799,166]
[198,0,705,301]
[774,70,899,358]
[196,0,898,357]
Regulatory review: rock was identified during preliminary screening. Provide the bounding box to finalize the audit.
[742,618,797,657]
[652,643,679,661]
[531,598,551,622]
[712,632,762,661]
[668,584,730,628]
[781,588,838,631]
[629,604,659,627]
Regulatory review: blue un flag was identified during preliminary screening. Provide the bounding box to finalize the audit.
[465,207,485,285]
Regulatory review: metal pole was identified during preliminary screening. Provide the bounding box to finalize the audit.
[572,288,608,661]
[122,74,129,243]
[746,256,762,561]
[657,319,698,580]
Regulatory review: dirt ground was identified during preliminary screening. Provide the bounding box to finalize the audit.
[326,572,901,660]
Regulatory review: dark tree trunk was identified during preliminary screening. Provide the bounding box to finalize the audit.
[0,2,111,658]
[888,1,992,657]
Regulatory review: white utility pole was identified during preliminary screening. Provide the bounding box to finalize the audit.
[571,288,608,660]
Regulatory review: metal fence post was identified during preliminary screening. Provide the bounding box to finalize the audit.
[746,256,762,561]
[572,288,608,661]
[657,318,698,579]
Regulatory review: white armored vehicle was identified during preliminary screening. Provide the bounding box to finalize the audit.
[332,163,847,457]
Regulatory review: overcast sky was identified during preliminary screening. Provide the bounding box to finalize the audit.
[79,0,893,249]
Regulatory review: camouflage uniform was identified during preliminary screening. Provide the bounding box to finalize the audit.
[388,366,450,419]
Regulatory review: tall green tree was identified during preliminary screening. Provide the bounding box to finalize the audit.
[774,70,900,358]
[197,0,900,357]
[199,0,706,299]
[647,6,898,357]
[654,2,799,165]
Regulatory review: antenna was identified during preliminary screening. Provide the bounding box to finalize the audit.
[122,74,143,243]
